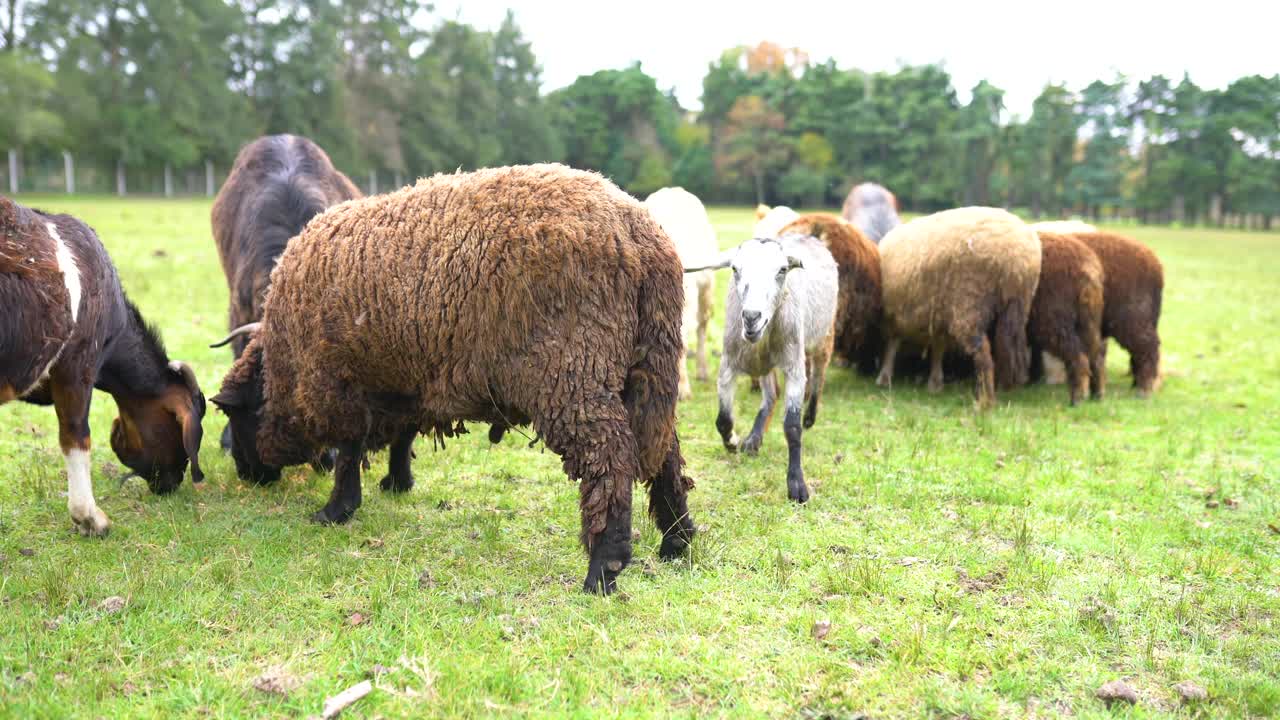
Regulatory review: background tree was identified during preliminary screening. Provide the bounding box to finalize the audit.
[717,95,787,204]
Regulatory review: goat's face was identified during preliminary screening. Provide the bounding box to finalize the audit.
[211,341,309,484]
[730,239,804,343]
[110,362,206,494]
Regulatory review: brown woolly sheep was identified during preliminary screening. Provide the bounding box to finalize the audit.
[1071,231,1164,397]
[876,207,1041,410]
[211,164,695,595]
[211,135,361,451]
[841,182,901,244]
[1,195,205,536]
[778,214,883,372]
[1028,232,1106,405]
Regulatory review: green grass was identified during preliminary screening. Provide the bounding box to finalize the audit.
[1,196,1278,718]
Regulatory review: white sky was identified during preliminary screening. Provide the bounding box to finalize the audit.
[437,0,1279,118]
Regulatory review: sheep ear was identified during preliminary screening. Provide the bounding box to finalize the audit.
[787,255,804,271]
[684,249,734,274]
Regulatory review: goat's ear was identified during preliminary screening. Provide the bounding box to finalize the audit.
[684,249,734,274]
[168,362,205,483]
[787,255,804,271]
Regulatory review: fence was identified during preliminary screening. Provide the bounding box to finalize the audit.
[2,148,400,198]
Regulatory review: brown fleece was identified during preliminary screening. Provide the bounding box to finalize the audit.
[235,164,689,551]
[878,207,1041,409]
[1072,231,1164,396]
[1029,232,1106,405]
[0,196,73,396]
[779,213,883,365]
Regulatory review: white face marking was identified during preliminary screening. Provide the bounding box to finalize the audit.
[47,221,82,324]
[731,240,793,341]
[65,448,95,517]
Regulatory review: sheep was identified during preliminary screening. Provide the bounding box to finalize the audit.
[643,187,719,400]
[688,233,838,503]
[841,182,901,244]
[0,195,205,536]
[1027,231,1106,405]
[876,207,1041,410]
[779,213,882,373]
[211,135,362,452]
[753,205,800,239]
[210,164,695,595]
[1068,231,1164,397]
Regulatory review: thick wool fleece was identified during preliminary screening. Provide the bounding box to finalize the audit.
[779,213,882,365]
[1029,232,1105,404]
[211,135,362,358]
[248,164,689,544]
[879,207,1041,402]
[1070,231,1164,395]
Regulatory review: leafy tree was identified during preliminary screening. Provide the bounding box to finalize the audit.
[1023,83,1078,215]
[956,80,1005,206]
[717,95,788,204]
[1067,78,1130,217]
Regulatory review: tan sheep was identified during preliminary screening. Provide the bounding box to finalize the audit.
[877,207,1041,409]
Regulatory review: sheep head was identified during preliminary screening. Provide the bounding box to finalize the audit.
[724,238,805,343]
[109,361,207,494]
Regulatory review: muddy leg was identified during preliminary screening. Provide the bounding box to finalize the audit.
[312,439,364,524]
[926,339,947,393]
[783,350,809,503]
[1090,341,1108,399]
[380,427,417,493]
[716,360,740,452]
[876,335,901,388]
[970,335,996,411]
[53,379,108,537]
[568,411,638,595]
[649,435,696,559]
[677,346,692,400]
[739,372,776,455]
[695,281,712,382]
[1129,331,1160,398]
[804,335,833,429]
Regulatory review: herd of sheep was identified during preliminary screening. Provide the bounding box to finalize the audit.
[0,134,1164,594]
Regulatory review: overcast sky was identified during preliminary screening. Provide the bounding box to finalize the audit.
[437,0,1279,118]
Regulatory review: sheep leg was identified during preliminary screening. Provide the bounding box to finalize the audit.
[715,361,740,452]
[739,372,776,455]
[783,348,810,503]
[926,339,947,393]
[970,335,996,411]
[876,336,901,388]
[52,378,109,537]
[379,427,416,493]
[649,433,696,560]
[1067,351,1091,407]
[1128,331,1160,398]
[1090,341,1108,400]
[570,412,637,596]
[677,347,692,401]
[803,335,833,429]
[311,439,364,524]
[695,280,712,382]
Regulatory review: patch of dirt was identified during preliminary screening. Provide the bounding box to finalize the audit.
[1078,596,1117,630]
[1174,680,1207,703]
[811,620,831,640]
[957,568,1005,594]
[252,666,302,696]
[1096,679,1138,706]
[98,596,127,614]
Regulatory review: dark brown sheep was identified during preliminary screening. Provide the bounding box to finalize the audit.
[778,213,883,373]
[1,195,205,536]
[211,164,695,595]
[211,135,361,451]
[1028,232,1106,405]
[1072,231,1164,396]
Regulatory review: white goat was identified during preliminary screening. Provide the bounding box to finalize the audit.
[687,233,838,503]
[753,205,800,239]
[643,187,719,399]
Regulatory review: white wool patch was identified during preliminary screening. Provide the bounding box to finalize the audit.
[47,221,81,324]
[65,447,95,517]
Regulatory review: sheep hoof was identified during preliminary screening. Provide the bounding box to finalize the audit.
[875,373,892,388]
[787,476,810,504]
[379,474,414,493]
[582,570,618,596]
[310,505,356,525]
[802,411,816,430]
[739,433,762,456]
[927,378,944,394]
[72,507,111,537]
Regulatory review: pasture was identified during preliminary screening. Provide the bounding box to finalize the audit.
[1,197,1278,718]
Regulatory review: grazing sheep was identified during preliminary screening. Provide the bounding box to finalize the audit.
[841,183,901,244]
[876,207,1041,409]
[1,195,205,535]
[688,233,838,503]
[211,135,362,451]
[211,164,695,595]
[1032,220,1098,235]
[1070,231,1164,397]
[1027,231,1106,405]
[643,187,718,399]
[753,205,800,239]
[779,214,882,372]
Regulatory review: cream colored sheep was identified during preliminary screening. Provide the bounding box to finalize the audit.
[643,187,718,399]
[753,205,800,239]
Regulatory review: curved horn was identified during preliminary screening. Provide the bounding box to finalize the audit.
[684,248,735,274]
[209,322,262,348]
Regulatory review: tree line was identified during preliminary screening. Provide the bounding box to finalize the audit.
[2,1,1278,226]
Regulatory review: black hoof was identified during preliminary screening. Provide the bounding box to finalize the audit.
[310,505,356,525]
[659,523,696,559]
[488,424,507,444]
[582,568,619,595]
[739,433,762,456]
[379,474,414,493]
[803,413,816,430]
[788,482,810,504]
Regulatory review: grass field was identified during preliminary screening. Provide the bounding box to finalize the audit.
[1,196,1278,718]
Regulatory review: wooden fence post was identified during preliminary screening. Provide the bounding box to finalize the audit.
[7,149,18,194]
[369,170,377,195]
[206,160,215,197]
[64,152,74,194]
[164,163,174,198]
[116,159,127,196]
